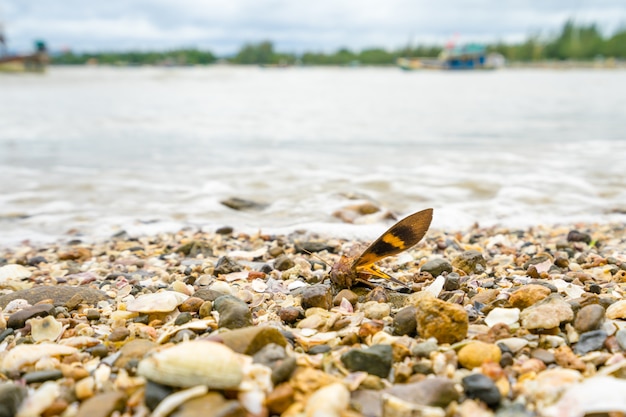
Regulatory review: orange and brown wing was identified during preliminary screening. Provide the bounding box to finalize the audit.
[352,208,433,270]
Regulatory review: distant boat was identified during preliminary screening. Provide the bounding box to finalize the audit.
[398,43,504,71]
[0,36,48,73]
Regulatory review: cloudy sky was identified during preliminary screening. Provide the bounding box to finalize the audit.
[2,0,625,55]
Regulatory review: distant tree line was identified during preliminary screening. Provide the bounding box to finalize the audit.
[51,21,626,66]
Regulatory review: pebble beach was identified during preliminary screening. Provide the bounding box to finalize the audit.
[2,220,626,417]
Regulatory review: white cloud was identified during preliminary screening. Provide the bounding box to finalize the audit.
[2,0,625,54]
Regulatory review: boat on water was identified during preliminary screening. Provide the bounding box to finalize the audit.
[398,43,504,71]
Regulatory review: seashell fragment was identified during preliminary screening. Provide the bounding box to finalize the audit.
[152,385,209,417]
[126,291,189,313]
[137,340,244,388]
[16,380,60,417]
[30,316,65,342]
[1,343,78,373]
[0,264,32,283]
[305,383,350,417]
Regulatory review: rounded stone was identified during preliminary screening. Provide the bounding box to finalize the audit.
[458,341,502,369]
[573,304,605,333]
[420,258,453,277]
[333,289,358,307]
[179,297,204,313]
[213,295,252,329]
[393,306,417,336]
[278,306,302,324]
[462,373,502,408]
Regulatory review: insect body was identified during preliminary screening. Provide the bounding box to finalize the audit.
[330,208,433,289]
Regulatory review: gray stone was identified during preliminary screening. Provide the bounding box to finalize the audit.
[213,295,252,329]
[0,383,27,417]
[616,329,626,351]
[420,258,453,277]
[341,344,393,378]
[7,303,55,329]
[462,373,501,408]
[574,329,608,355]
[213,256,243,275]
[22,369,64,384]
[567,230,591,244]
[387,377,459,407]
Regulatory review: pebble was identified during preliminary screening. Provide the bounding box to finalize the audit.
[7,303,55,329]
[573,304,605,333]
[520,294,574,330]
[22,369,64,384]
[278,306,302,324]
[144,381,174,411]
[0,383,27,417]
[75,391,127,417]
[462,373,502,408]
[414,295,469,344]
[393,306,417,336]
[217,326,287,355]
[213,295,252,329]
[420,258,453,277]
[108,327,130,342]
[333,289,358,306]
[508,284,551,310]
[341,344,393,378]
[300,285,333,310]
[386,377,459,407]
[574,329,608,355]
[452,250,486,274]
[179,297,204,313]
[213,256,243,275]
[362,301,391,320]
[458,341,502,369]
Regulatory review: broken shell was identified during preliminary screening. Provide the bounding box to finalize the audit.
[1,343,78,373]
[0,264,32,283]
[305,383,350,417]
[30,316,65,342]
[126,291,189,313]
[137,340,244,388]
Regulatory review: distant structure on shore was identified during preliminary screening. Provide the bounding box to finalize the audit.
[0,24,48,73]
[398,43,505,71]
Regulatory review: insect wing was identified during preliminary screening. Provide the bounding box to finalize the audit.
[352,208,433,269]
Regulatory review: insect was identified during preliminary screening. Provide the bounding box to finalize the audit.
[330,208,433,289]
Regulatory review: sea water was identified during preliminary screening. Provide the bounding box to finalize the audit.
[1,66,625,245]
